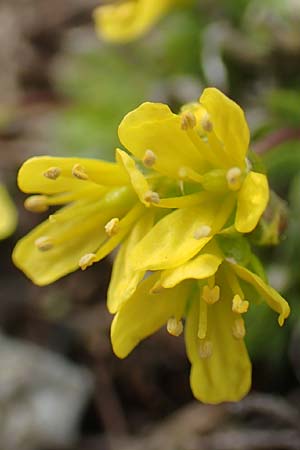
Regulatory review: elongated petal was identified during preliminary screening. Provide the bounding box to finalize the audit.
[107,210,154,313]
[0,184,17,239]
[200,88,249,167]
[116,149,150,205]
[118,102,208,179]
[185,293,251,404]
[12,190,134,285]
[235,172,269,233]
[94,0,173,43]
[111,273,189,358]
[18,156,128,195]
[131,196,234,271]
[157,241,223,289]
[13,208,108,286]
[231,263,290,326]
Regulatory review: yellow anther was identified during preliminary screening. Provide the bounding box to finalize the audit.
[167,318,183,337]
[193,225,211,240]
[35,236,54,251]
[24,195,49,213]
[79,253,97,270]
[43,167,61,180]
[178,167,188,179]
[199,340,213,359]
[200,112,213,132]
[181,111,197,130]
[226,167,242,191]
[232,294,249,314]
[232,317,246,340]
[202,285,220,305]
[142,149,157,167]
[144,190,160,205]
[104,217,120,237]
[72,164,89,180]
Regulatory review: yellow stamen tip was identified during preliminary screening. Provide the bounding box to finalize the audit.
[72,164,89,180]
[178,167,188,179]
[24,195,49,213]
[167,318,183,337]
[232,294,249,314]
[144,190,160,205]
[79,253,97,270]
[200,112,213,132]
[43,167,61,180]
[199,340,213,359]
[181,111,197,130]
[142,149,157,167]
[232,317,246,340]
[35,236,54,251]
[202,285,220,305]
[104,217,120,237]
[193,225,211,240]
[226,167,242,191]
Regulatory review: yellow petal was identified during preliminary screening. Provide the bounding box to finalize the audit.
[185,291,251,404]
[94,0,174,43]
[111,273,189,358]
[13,208,108,286]
[157,241,223,289]
[235,172,269,233]
[118,102,208,180]
[231,263,290,326]
[200,88,250,168]
[0,184,17,239]
[116,149,150,205]
[131,196,234,271]
[107,210,154,313]
[12,189,134,286]
[18,156,128,195]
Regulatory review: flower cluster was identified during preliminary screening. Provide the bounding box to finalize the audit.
[94,0,191,42]
[13,88,290,403]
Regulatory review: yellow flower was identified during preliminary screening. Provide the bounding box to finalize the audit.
[113,88,269,288]
[110,239,290,403]
[0,183,17,240]
[12,156,148,286]
[94,0,191,43]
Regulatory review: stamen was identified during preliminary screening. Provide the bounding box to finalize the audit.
[181,111,197,130]
[167,318,183,337]
[232,294,249,314]
[198,299,208,339]
[35,236,54,251]
[72,164,89,180]
[199,340,213,359]
[104,217,120,237]
[142,149,157,167]
[200,112,213,132]
[226,167,242,191]
[178,167,188,179]
[144,190,160,205]
[202,285,220,305]
[79,253,96,270]
[43,167,61,180]
[193,225,211,240]
[245,157,252,171]
[24,195,49,213]
[226,257,237,264]
[232,317,246,340]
